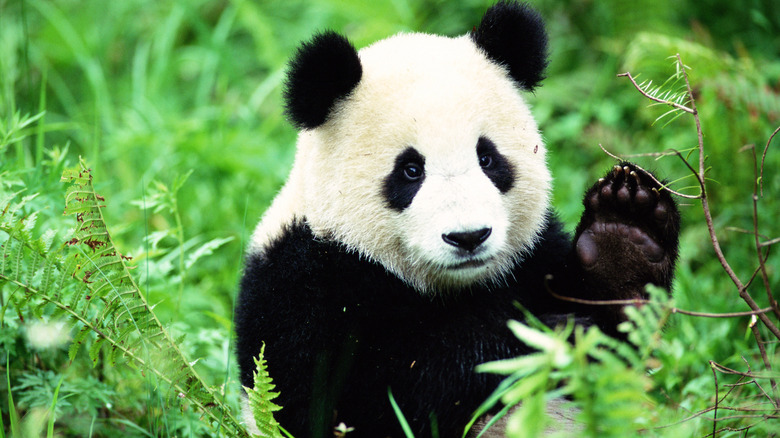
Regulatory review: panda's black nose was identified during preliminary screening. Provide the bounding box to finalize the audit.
[442,228,492,252]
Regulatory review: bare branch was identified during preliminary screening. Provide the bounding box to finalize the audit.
[749,144,780,320]
[711,360,720,438]
[597,144,701,199]
[543,277,775,318]
[617,71,695,114]
[760,236,780,248]
[760,125,780,197]
[749,323,780,407]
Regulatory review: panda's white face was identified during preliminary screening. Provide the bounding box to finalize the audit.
[257,32,552,293]
[396,136,513,288]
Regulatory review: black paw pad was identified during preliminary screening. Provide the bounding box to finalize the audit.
[574,162,680,298]
[576,222,664,270]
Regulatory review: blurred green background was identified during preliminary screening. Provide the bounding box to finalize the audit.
[1,0,779,436]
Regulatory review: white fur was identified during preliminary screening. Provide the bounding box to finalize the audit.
[251,32,551,293]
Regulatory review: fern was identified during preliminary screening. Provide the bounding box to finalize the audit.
[1,159,250,437]
[244,343,284,438]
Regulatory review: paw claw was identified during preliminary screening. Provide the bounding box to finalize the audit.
[630,170,641,186]
[575,162,678,306]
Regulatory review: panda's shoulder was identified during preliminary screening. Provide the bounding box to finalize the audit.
[243,219,343,287]
[535,212,572,255]
[240,219,401,302]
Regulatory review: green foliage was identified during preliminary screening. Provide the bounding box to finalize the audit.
[244,344,284,438]
[1,0,779,436]
[471,288,686,438]
[12,370,109,417]
[0,160,256,436]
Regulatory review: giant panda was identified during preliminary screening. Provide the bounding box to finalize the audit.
[235,1,680,437]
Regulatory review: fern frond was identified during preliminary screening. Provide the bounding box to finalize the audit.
[59,159,249,436]
[244,343,284,438]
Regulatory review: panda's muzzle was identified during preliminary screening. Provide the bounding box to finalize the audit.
[442,227,492,252]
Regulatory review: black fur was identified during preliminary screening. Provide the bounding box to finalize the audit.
[284,31,363,129]
[477,136,515,193]
[471,1,549,91]
[236,215,582,437]
[383,147,427,211]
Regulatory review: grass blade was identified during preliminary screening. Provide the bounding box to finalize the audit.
[388,387,415,438]
[5,353,20,438]
[46,375,65,437]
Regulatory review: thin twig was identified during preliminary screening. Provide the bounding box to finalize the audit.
[598,144,701,199]
[711,361,775,380]
[748,144,780,320]
[760,125,780,197]
[544,278,774,318]
[617,72,695,114]
[711,360,720,438]
[750,321,780,407]
[760,236,780,248]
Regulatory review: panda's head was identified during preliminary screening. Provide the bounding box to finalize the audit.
[281,1,551,293]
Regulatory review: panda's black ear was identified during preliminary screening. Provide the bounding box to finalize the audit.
[471,1,549,91]
[284,31,363,130]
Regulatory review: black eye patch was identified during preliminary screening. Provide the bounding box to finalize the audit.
[477,137,515,193]
[383,147,426,211]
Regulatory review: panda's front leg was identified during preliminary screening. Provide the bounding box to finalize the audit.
[571,162,681,327]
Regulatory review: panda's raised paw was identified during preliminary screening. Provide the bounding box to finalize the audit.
[573,162,680,299]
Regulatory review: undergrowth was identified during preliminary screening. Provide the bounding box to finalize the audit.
[2,159,250,437]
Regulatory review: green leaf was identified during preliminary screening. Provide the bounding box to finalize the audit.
[506,320,572,367]
[245,343,284,438]
[69,325,91,361]
[475,353,547,376]
[185,236,234,270]
[47,375,65,438]
[388,387,414,438]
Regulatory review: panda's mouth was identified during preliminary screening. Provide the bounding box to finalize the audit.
[447,257,492,270]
